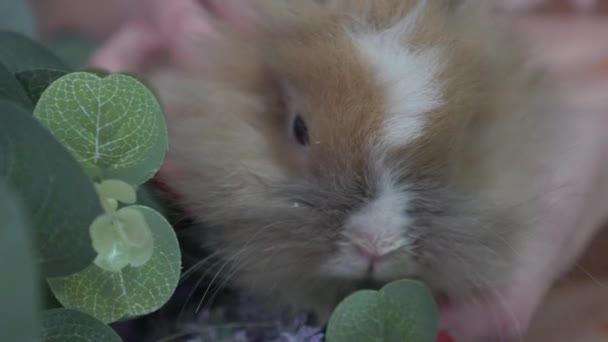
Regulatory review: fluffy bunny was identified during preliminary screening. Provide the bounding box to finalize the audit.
[147,0,561,326]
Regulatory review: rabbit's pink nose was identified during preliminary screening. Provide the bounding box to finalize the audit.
[350,233,406,266]
[354,243,382,264]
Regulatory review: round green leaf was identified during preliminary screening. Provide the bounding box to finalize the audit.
[33,72,168,186]
[48,206,181,323]
[0,30,68,73]
[378,280,439,342]
[41,309,121,342]
[325,280,438,342]
[0,100,101,277]
[119,72,161,100]
[0,182,40,342]
[0,61,32,109]
[15,68,67,104]
[326,290,385,342]
[81,67,111,78]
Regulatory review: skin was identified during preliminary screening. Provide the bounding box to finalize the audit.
[30,0,607,340]
[498,0,599,12]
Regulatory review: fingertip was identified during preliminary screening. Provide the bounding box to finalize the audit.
[88,21,163,73]
[88,46,125,73]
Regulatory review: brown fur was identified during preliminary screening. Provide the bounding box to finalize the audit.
[146,0,558,320]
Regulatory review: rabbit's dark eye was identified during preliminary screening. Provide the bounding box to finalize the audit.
[292,115,309,146]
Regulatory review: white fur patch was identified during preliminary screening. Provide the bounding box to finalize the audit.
[349,2,444,147]
[321,173,416,279]
[347,176,412,246]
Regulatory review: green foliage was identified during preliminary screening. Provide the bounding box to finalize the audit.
[0,29,180,340]
[0,62,32,109]
[0,100,101,277]
[0,28,440,342]
[89,206,154,271]
[0,183,40,342]
[48,206,181,323]
[41,309,121,342]
[16,69,67,104]
[34,72,168,185]
[0,31,68,73]
[326,280,439,342]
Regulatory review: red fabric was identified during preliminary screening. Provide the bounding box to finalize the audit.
[436,331,454,342]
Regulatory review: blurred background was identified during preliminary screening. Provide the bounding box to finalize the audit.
[2,1,608,341]
[1,0,606,111]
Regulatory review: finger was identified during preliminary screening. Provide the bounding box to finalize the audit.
[89,21,163,73]
[572,0,598,12]
[438,286,541,341]
[89,0,219,73]
[153,0,218,41]
[151,0,224,73]
[202,0,258,31]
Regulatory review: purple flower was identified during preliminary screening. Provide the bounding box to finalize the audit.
[278,325,325,342]
[181,292,324,342]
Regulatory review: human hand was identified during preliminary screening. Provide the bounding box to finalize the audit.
[88,2,608,341]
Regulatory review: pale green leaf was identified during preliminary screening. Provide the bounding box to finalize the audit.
[90,214,122,256]
[34,72,168,186]
[0,182,40,342]
[0,100,101,277]
[115,207,152,248]
[0,31,68,73]
[127,240,155,268]
[94,249,130,273]
[0,61,32,109]
[41,308,121,342]
[325,280,438,342]
[89,207,154,272]
[48,206,181,323]
[101,198,119,214]
[95,179,137,205]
